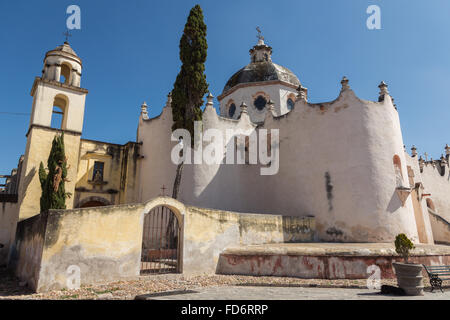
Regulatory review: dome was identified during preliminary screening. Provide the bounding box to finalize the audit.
[44,42,82,65]
[222,38,300,94]
[223,61,300,93]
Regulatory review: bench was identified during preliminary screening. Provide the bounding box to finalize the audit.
[423,265,450,292]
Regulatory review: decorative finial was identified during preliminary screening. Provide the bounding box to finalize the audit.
[63,30,72,43]
[445,144,450,156]
[206,92,214,108]
[296,85,308,102]
[141,101,148,119]
[341,76,350,91]
[240,102,248,114]
[165,92,172,108]
[419,155,425,171]
[378,81,389,102]
[411,145,417,157]
[256,26,264,44]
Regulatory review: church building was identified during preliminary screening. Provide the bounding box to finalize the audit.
[1,36,450,269]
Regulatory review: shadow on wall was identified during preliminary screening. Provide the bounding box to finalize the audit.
[19,167,37,205]
[180,135,309,216]
[386,190,403,214]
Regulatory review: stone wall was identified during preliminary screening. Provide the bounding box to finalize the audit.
[0,202,18,266]
[11,197,315,292]
[183,206,314,274]
[9,213,47,291]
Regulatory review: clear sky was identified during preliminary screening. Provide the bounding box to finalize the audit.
[0,0,449,175]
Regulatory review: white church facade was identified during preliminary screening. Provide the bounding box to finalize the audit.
[1,37,450,269]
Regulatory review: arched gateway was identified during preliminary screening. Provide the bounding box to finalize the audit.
[141,205,182,274]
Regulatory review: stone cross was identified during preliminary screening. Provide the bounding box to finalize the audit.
[63,30,72,42]
[256,27,264,41]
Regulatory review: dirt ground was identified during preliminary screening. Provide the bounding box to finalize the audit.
[0,267,423,300]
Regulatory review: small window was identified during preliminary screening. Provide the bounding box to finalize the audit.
[254,96,267,111]
[287,98,295,110]
[228,103,236,118]
[92,161,104,182]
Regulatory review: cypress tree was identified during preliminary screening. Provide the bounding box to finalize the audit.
[171,4,209,199]
[39,133,71,212]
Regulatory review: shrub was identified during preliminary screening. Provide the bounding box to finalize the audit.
[395,233,415,263]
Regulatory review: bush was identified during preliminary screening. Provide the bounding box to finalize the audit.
[395,233,415,263]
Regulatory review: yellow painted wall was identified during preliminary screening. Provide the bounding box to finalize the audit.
[12,197,315,292]
[74,139,140,208]
[17,127,81,221]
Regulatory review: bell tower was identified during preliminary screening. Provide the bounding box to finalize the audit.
[17,41,88,220]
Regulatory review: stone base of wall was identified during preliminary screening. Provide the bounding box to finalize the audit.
[216,243,450,279]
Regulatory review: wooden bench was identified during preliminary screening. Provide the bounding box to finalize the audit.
[423,265,450,292]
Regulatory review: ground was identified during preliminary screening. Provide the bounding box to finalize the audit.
[137,285,450,300]
[0,267,445,300]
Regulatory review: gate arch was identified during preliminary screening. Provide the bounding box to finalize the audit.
[140,204,182,274]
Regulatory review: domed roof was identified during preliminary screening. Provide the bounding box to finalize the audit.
[53,42,78,56]
[45,42,81,64]
[223,61,300,93]
[222,38,300,94]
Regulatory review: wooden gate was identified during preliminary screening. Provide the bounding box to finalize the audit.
[141,205,181,274]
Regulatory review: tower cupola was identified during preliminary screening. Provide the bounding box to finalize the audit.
[249,38,272,63]
[42,42,83,87]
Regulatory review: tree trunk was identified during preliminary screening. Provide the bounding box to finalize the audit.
[172,161,184,199]
[166,161,184,245]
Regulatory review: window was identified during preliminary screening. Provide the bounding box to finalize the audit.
[92,161,104,182]
[254,96,267,111]
[228,103,236,118]
[60,63,71,84]
[287,98,295,110]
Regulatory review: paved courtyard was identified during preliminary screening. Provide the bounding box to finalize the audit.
[137,285,450,300]
[1,267,448,300]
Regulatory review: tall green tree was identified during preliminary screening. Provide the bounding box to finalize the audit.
[39,133,71,212]
[171,4,208,199]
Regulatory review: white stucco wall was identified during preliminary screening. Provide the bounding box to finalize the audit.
[30,81,87,133]
[219,83,297,123]
[137,106,178,203]
[138,86,423,243]
[420,164,450,223]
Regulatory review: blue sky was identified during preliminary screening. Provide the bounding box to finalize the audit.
[0,0,449,174]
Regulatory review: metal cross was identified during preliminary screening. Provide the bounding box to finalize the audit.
[424,152,428,161]
[160,185,167,196]
[256,26,264,41]
[63,30,72,42]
